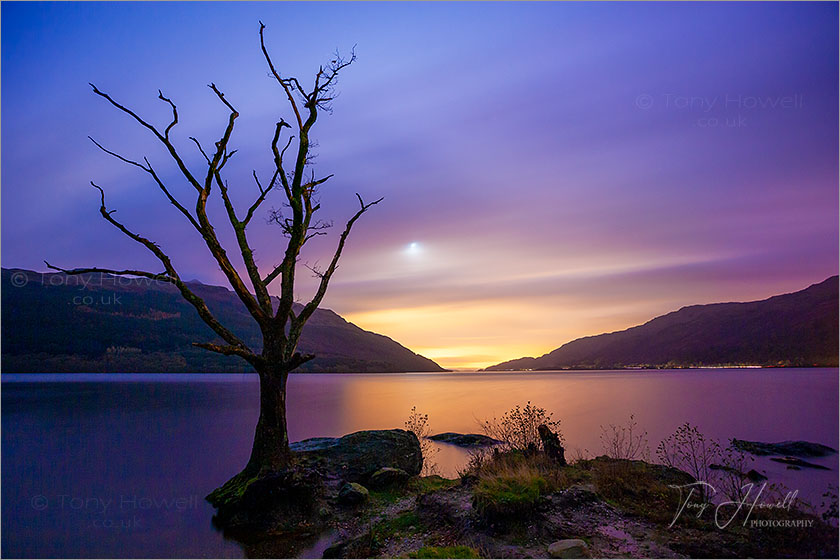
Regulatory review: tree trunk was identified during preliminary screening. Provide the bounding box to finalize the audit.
[246,369,293,474]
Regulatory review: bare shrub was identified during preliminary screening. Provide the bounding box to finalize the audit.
[656,422,720,500]
[405,406,439,475]
[568,447,592,464]
[459,447,493,479]
[480,401,563,452]
[599,414,650,461]
[715,440,755,503]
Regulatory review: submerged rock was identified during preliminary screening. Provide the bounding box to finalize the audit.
[770,456,830,470]
[732,439,837,458]
[746,469,767,482]
[709,464,768,482]
[292,429,423,483]
[428,432,502,447]
[548,539,590,558]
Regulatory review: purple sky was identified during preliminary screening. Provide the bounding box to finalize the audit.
[2,2,838,368]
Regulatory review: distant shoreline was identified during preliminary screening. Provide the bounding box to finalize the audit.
[2,365,838,380]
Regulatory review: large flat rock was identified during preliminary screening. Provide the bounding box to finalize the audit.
[292,429,423,483]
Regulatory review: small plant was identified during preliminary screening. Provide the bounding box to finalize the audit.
[656,422,720,501]
[480,402,563,452]
[405,406,439,475]
[599,414,649,460]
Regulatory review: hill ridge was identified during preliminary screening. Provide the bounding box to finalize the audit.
[485,276,838,371]
[1,268,445,373]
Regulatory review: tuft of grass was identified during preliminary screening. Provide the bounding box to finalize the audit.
[409,475,459,495]
[467,451,567,524]
[408,545,480,558]
[473,466,547,520]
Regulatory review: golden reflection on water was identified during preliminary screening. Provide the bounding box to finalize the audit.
[287,369,838,498]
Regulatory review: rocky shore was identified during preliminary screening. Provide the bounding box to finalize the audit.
[207,429,838,559]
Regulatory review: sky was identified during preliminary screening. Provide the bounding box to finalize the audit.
[2,2,838,369]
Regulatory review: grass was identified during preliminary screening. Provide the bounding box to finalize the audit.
[407,545,480,558]
[472,467,548,520]
[409,475,459,495]
[581,456,694,524]
[465,450,566,524]
[375,510,423,539]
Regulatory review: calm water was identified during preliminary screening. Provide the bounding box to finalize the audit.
[2,369,838,558]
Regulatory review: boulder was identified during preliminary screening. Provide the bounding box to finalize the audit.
[338,482,369,505]
[292,429,423,483]
[206,466,324,533]
[429,432,502,447]
[368,467,411,489]
[548,539,590,558]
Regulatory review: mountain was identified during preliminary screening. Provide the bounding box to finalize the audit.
[485,276,839,371]
[1,268,445,373]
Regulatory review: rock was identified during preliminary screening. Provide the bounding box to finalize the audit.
[429,432,502,447]
[746,469,767,482]
[732,439,837,458]
[553,485,600,508]
[417,489,472,526]
[538,424,566,465]
[770,456,829,470]
[206,466,324,533]
[548,539,590,558]
[323,532,378,559]
[338,482,369,505]
[291,429,423,483]
[368,467,410,489]
[710,464,768,482]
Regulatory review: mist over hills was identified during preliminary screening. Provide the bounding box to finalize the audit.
[1,268,445,373]
[485,276,839,371]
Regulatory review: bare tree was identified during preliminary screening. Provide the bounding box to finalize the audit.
[46,22,381,478]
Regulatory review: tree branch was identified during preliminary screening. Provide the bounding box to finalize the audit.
[74,181,253,353]
[193,342,261,364]
[89,83,204,193]
[44,262,171,282]
[288,194,383,345]
[259,21,303,130]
